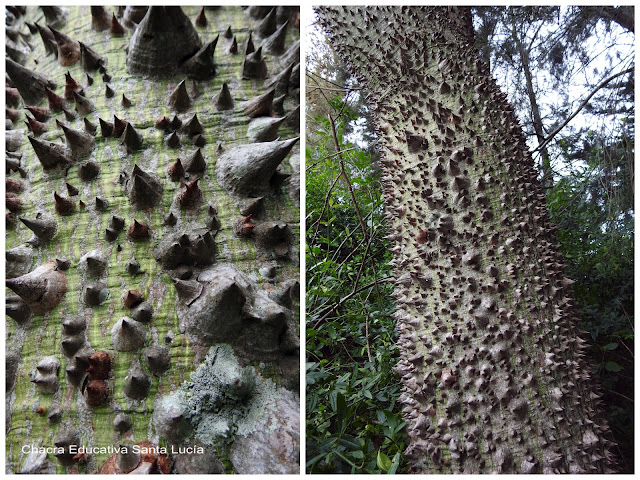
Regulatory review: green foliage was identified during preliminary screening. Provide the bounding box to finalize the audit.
[547,130,634,471]
[306,98,408,474]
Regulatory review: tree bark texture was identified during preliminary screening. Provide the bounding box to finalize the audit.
[6,6,300,474]
[316,6,617,474]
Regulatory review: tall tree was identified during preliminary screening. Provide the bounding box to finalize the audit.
[316,6,618,473]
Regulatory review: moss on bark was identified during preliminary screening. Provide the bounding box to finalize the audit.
[6,5,299,474]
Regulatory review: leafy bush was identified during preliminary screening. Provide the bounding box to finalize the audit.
[548,132,634,471]
[306,105,408,474]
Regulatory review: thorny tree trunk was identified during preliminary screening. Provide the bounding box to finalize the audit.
[6,5,300,474]
[317,6,617,474]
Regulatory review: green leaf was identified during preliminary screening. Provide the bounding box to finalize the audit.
[306,451,330,469]
[333,450,358,470]
[603,342,618,351]
[326,325,337,340]
[337,434,360,450]
[350,449,364,460]
[336,392,348,432]
[329,390,338,412]
[376,449,392,472]
[306,370,329,385]
[389,452,401,474]
[605,361,623,372]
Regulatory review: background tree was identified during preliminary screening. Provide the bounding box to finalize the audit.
[473,7,633,183]
[312,5,624,473]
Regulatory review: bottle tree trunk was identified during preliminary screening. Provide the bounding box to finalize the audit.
[316,6,617,474]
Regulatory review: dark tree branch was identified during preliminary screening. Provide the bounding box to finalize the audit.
[328,114,369,240]
[328,113,384,306]
[311,277,395,329]
[309,172,341,246]
[534,67,634,154]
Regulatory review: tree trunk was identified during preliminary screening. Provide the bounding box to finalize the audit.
[6,5,300,474]
[509,12,553,188]
[316,6,617,474]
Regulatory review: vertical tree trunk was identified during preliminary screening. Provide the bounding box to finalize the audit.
[596,6,634,33]
[316,6,617,474]
[509,14,553,187]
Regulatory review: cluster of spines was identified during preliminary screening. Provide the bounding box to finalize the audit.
[6,5,301,473]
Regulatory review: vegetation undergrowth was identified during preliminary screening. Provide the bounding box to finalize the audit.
[305,101,408,474]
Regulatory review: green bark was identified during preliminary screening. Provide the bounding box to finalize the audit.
[316,6,616,474]
[6,6,299,474]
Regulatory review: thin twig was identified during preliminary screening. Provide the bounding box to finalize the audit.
[306,147,360,172]
[328,114,369,239]
[307,72,335,113]
[311,277,394,329]
[328,113,385,302]
[307,70,352,89]
[365,315,373,362]
[604,388,633,403]
[328,203,377,267]
[335,92,353,120]
[310,173,341,246]
[351,233,375,295]
[617,335,634,360]
[369,255,383,304]
[307,85,362,93]
[335,235,366,265]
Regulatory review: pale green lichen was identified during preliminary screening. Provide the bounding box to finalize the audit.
[155,344,283,446]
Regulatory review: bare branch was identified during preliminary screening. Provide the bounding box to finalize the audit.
[310,277,395,329]
[306,147,359,172]
[307,70,359,90]
[534,67,633,154]
[365,315,373,362]
[309,173,341,246]
[328,114,369,240]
